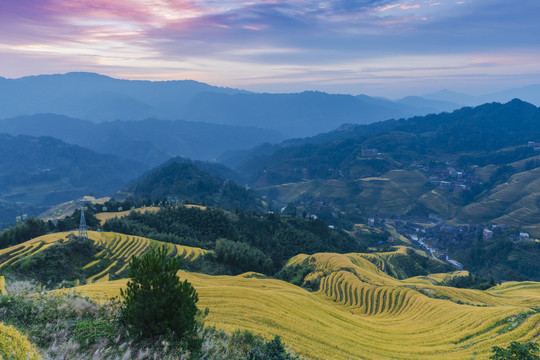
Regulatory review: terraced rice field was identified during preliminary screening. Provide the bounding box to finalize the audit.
[0,231,208,283]
[74,250,540,360]
[95,205,207,226]
[95,207,160,225]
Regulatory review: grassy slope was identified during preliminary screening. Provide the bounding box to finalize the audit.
[456,167,540,230]
[261,169,434,214]
[73,248,540,360]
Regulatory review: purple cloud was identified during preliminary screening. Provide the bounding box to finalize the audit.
[0,0,539,96]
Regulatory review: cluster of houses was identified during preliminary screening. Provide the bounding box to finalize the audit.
[423,165,482,192]
[528,141,540,151]
[482,224,531,243]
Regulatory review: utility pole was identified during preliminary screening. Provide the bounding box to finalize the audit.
[78,209,88,241]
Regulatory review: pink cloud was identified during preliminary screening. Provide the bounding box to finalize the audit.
[400,4,420,9]
[379,4,401,12]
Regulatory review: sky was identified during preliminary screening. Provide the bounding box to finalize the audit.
[0,0,539,97]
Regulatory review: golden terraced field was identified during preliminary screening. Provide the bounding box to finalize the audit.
[0,231,208,283]
[72,248,540,360]
[95,206,161,225]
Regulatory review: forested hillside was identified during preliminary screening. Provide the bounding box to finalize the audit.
[0,134,146,206]
[103,206,371,274]
[124,162,263,212]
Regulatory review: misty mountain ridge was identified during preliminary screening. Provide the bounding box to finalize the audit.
[0,114,284,168]
[0,134,147,207]
[422,85,540,107]
[0,72,244,121]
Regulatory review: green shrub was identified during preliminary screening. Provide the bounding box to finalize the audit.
[490,341,540,360]
[120,246,200,340]
[73,318,116,348]
[247,335,299,360]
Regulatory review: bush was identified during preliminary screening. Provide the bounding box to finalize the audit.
[247,335,299,360]
[0,322,40,360]
[490,341,540,360]
[73,318,116,348]
[120,246,200,340]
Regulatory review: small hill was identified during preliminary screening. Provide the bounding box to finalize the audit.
[0,134,146,207]
[125,161,265,212]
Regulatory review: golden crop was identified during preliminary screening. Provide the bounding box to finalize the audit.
[72,249,540,360]
[0,231,208,283]
[0,323,40,360]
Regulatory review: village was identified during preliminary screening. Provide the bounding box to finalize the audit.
[367,214,538,270]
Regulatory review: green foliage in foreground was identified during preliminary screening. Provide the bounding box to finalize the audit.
[490,341,540,360]
[121,247,200,341]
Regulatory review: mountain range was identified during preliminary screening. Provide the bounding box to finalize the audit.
[0,72,464,138]
[2,72,539,139]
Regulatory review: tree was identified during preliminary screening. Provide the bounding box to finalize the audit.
[248,335,299,360]
[120,246,199,339]
[490,341,539,360]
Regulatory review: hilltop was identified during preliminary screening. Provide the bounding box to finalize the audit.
[0,208,538,359]
[122,161,264,212]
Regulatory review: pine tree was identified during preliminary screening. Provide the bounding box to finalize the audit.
[120,246,199,339]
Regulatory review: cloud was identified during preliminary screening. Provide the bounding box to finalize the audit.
[0,0,539,96]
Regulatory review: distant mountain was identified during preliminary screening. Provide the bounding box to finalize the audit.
[422,86,540,107]
[0,134,146,206]
[0,114,284,167]
[422,89,478,106]
[237,99,540,184]
[124,162,265,212]
[483,84,540,106]
[181,91,444,137]
[394,96,461,114]
[224,99,539,170]
[0,72,244,121]
[3,72,537,139]
[0,72,470,139]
